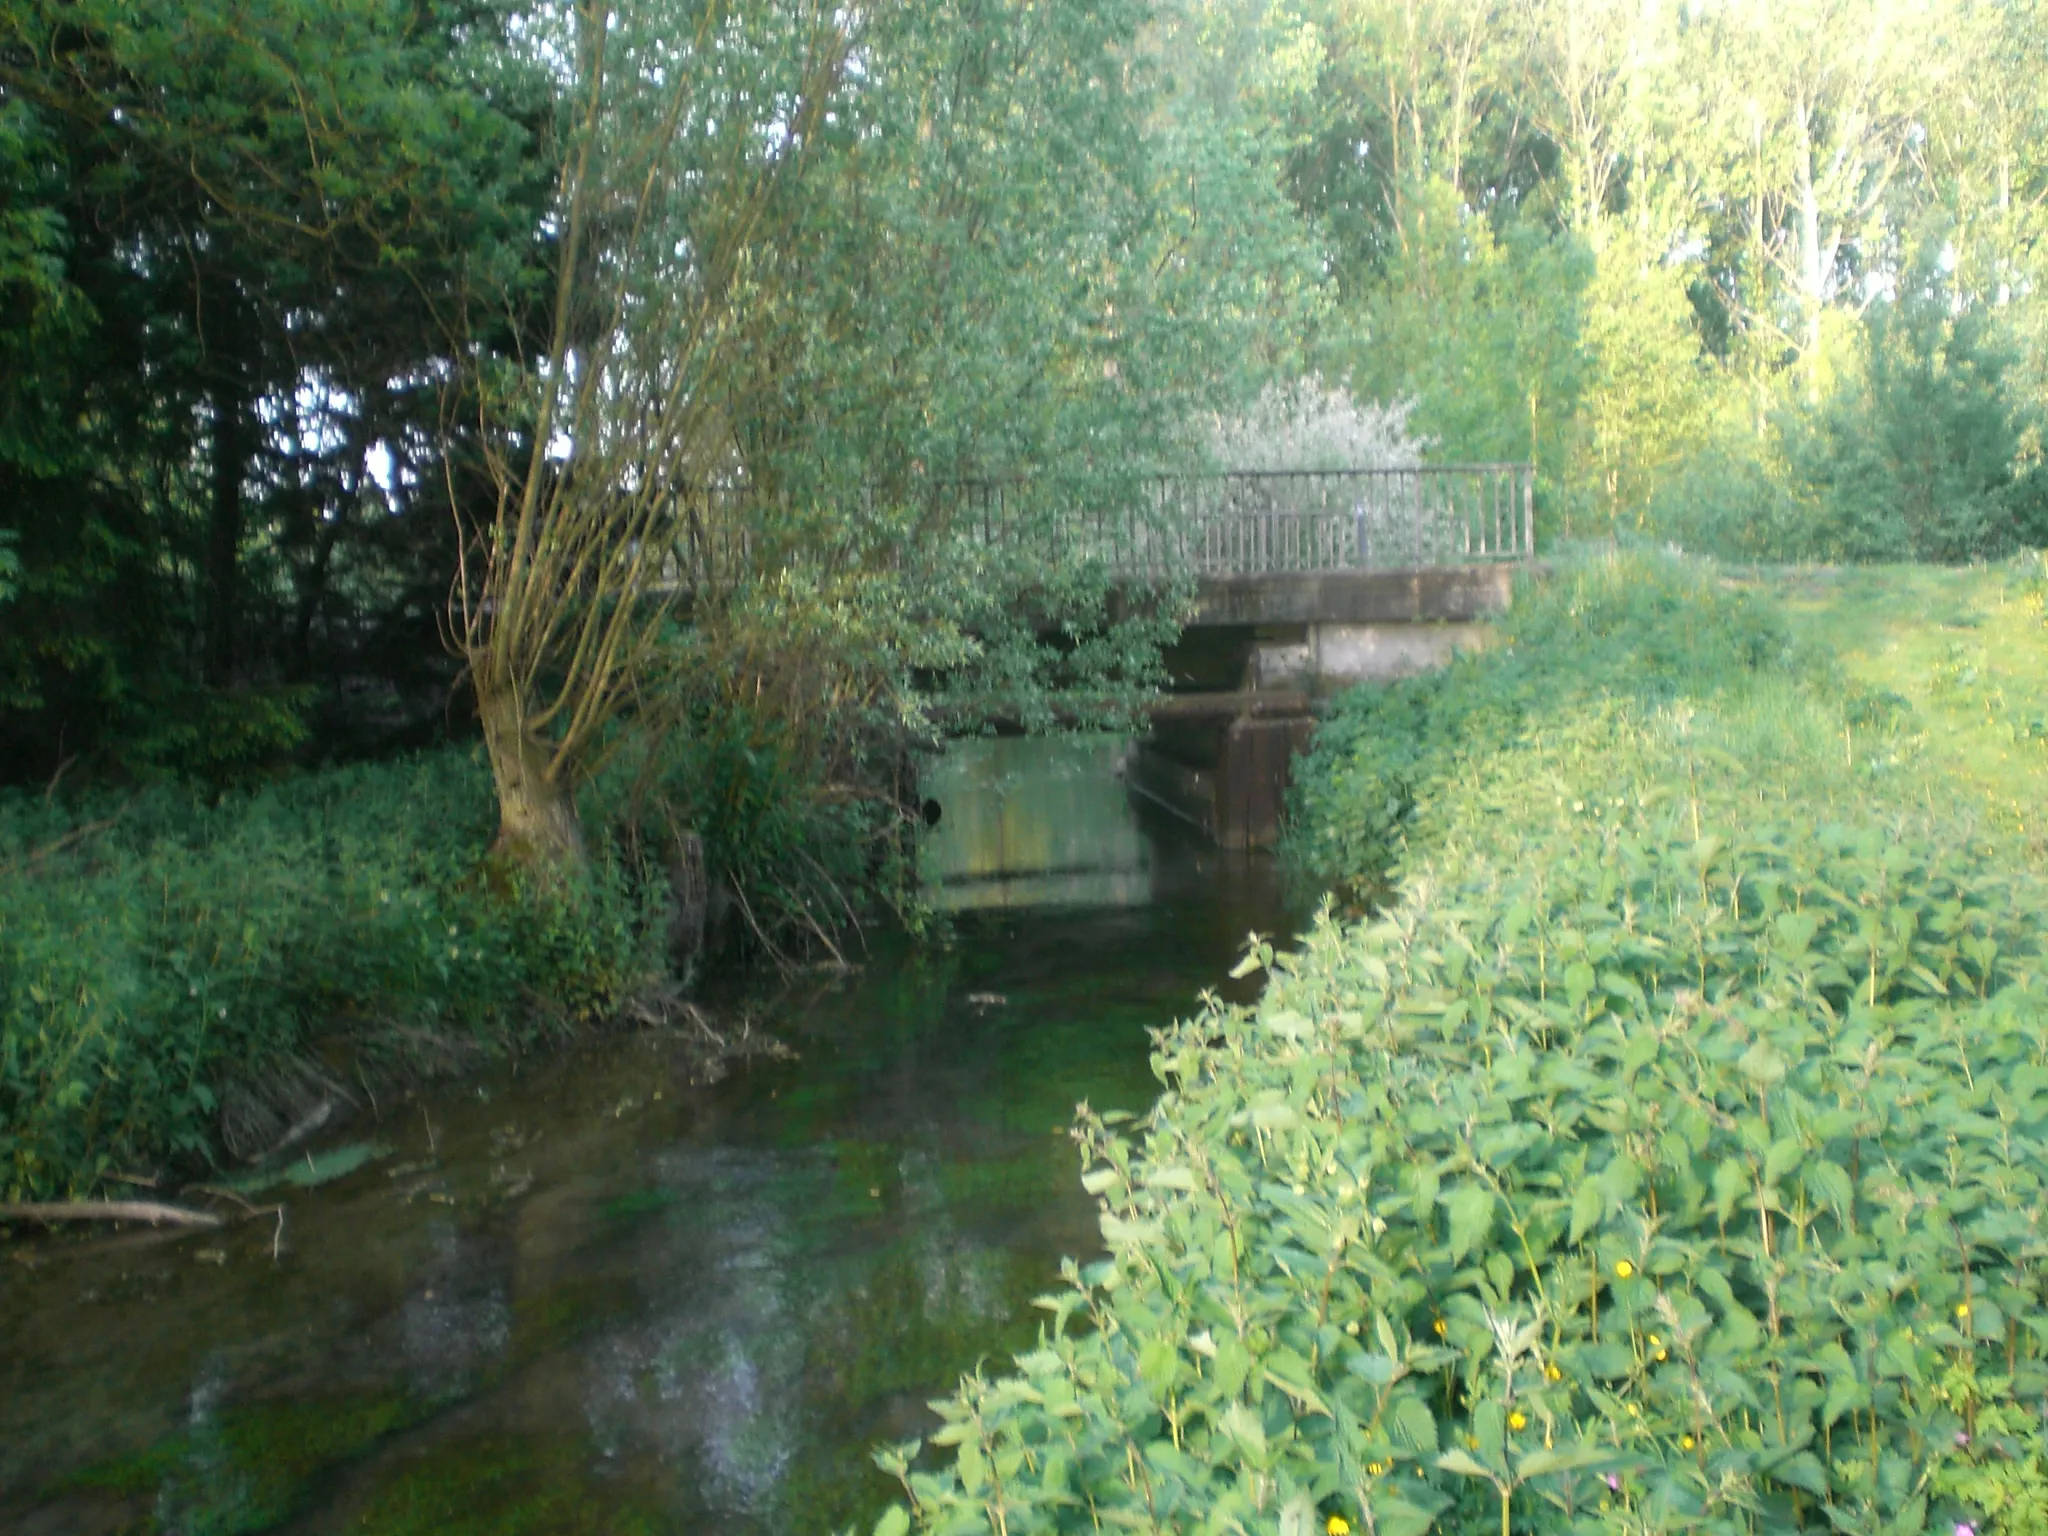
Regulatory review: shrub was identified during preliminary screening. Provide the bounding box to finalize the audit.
[0,749,666,1198]
[883,557,2048,1536]
[1647,440,1818,565]
[884,698,2048,1536]
[1202,377,1426,473]
[1651,275,2047,567]
[1286,551,1805,903]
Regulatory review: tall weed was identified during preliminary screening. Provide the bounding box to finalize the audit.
[885,563,2048,1536]
[1286,550,1809,902]
[0,750,664,1198]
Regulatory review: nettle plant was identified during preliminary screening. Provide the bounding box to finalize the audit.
[879,743,2048,1535]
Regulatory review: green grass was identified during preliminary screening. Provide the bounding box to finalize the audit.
[1758,555,2048,849]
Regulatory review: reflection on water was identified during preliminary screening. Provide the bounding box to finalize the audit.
[1,753,1291,1536]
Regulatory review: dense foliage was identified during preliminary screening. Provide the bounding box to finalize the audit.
[884,556,2048,1535]
[1285,556,1812,903]
[1242,0,2048,554]
[0,752,660,1197]
[0,0,1311,790]
[0,700,925,1199]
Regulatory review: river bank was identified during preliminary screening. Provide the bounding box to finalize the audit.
[2,771,1292,1534]
[887,549,2048,1536]
[0,713,918,1205]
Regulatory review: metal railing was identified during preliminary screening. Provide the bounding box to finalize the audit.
[656,463,1536,593]
[952,464,1536,578]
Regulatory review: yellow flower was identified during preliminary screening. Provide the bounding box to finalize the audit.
[1508,1410,1528,1432]
[1433,1318,1448,1336]
[1468,1435,1481,1450]
[1956,1302,1972,1320]
[1544,1364,1562,1382]
[1680,1435,1696,1451]
[1654,1348,1668,1362]
[1366,1461,1385,1476]
[1647,1334,1661,1348]
[1614,1259,1636,1279]
[1327,1517,1352,1536]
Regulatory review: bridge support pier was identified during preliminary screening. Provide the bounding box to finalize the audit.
[1128,562,1518,849]
[1128,715,1314,850]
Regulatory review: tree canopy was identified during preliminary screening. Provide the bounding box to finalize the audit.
[2,0,2043,802]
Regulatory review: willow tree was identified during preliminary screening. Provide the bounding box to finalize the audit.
[457,0,849,864]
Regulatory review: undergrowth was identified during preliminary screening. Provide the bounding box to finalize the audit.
[0,715,910,1200]
[0,750,668,1199]
[1286,552,1868,905]
[880,551,2048,1536]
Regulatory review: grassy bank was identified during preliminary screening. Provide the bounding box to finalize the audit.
[0,750,664,1199]
[0,717,906,1201]
[1763,557,2048,850]
[882,552,2048,1536]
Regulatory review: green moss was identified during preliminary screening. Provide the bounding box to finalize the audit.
[60,1394,429,1535]
[347,1433,665,1536]
[598,1186,682,1222]
[510,1273,644,1356]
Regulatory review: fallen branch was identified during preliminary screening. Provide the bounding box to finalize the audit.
[1,797,133,877]
[0,1199,224,1230]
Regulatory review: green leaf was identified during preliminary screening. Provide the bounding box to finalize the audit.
[1801,1159,1853,1219]
[1515,1442,1610,1479]
[1435,1449,1495,1481]
[1763,1138,1803,1186]
[957,1436,986,1494]
[1215,1339,1252,1399]
[1139,1337,1179,1390]
[1712,1158,1748,1223]
[1767,1450,1829,1497]
[1569,1178,1603,1242]
[1263,1350,1331,1416]
[1249,1100,1301,1132]
[1821,1373,1868,1429]
[1445,1184,1495,1263]
[1564,960,1596,1006]
[1388,1394,1439,1453]
[1221,1400,1268,1461]
[873,1507,911,1536]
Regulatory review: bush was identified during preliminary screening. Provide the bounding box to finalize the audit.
[1652,276,2048,566]
[0,749,665,1198]
[1201,377,1425,473]
[1285,551,1806,902]
[595,688,920,960]
[887,748,2048,1535]
[1647,440,1818,565]
[883,558,2048,1536]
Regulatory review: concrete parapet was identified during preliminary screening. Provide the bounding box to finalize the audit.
[1189,563,1515,627]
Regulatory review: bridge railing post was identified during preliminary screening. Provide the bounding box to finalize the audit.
[1523,465,1535,559]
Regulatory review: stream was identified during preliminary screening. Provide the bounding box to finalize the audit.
[2,738,1295,1536]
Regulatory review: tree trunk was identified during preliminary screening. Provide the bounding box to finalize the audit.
[206,382,248,685]
[1794,102,1826,405]
[477,681,587,867]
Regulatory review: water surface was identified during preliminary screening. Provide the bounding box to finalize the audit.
[3,753,1290,1536]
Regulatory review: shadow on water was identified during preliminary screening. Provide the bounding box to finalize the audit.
[1,736,1300,1536]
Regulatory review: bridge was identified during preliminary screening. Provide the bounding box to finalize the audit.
[674,463,1536,852]
[944,463,1539,852]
